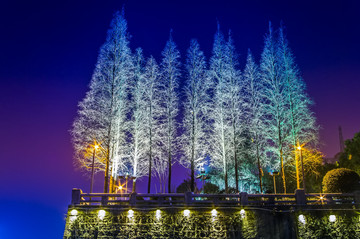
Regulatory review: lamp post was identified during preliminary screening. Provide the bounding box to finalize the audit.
[297,145,306,192]
[90,143,99,193]
[196,169,208,193]
[269,171,279,194]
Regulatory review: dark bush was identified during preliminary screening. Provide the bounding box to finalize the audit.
[203,182,220,194]
[322,168,360,193]
[176,179,199,193]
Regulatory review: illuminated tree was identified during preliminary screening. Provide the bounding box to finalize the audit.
[242,50,268,193]
[142,56,162,193]
[127,48,148,192]
[277,26,319,189]
[158,32,181,192]
[260,23,291,193]
[224,33,243,192]
[71,11,133,193]
[181,39,210,192]
[208,27,242,193]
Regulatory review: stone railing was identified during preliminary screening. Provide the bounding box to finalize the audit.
[70,188,360,207]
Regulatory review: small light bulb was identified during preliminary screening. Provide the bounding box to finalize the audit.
[240,209,245,218]
[119,185,123,190]
[155,209,161,220]
[70,209,78,216]
[69,209,78,222]
[329,215,336,222]
[128,209,134,218]
[183,209,190,217]
[211,209,217,217]
[298,214,306,224]
[98,210,106,220]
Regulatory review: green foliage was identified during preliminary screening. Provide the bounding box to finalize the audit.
[297,213,360,239]
[322,168,360,193]
[339,131,360,175]
[64,208,259,239]
[219,187,238,194]
[203,182,220,194]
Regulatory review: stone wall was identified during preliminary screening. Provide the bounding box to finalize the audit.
[63,206,360,239]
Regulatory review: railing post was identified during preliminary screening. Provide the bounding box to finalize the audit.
[295,189,307,205]
[71,188,82,205]
[354,191,360,204]
[185,192,193,205]
[101,195,108,206]
[240,192,248,205]
[158,195,164,206]
[130,192,137,206]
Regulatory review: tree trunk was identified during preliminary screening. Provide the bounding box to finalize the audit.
[148,103,153,193]
[191,159,195,192]
[224,170,228,193]
[190,112,195,192]
[168,152,172,193]
[104,152,110,193]
[132,179,136,193]
[147,155,152,193]
[280,148,286,193]
[109,176,114,193]
[233,123,239,193]
[256,137,263,193]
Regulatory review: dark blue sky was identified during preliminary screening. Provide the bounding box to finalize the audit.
[1,0,359,238]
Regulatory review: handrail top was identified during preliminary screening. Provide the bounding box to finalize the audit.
[80,192,355,198]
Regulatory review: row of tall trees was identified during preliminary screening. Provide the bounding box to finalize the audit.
[71,11,318,194]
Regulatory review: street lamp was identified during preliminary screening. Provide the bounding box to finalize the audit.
[297,145,306,192]
[269,171,279,194]
[196,169,208,193]
[90,142,99,193]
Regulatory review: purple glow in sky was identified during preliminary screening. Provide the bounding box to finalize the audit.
[0,0,359,238]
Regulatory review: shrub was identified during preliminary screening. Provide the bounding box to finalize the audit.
[322,168,360,193]
[176,179,200,193]
[203,182,220,194]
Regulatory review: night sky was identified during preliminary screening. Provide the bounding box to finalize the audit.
[1,0,359,238]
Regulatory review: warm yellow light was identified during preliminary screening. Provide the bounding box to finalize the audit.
[297,146,301,150]
[319,196,324,200]
[98,210,106,220]
[118,185,123,190]
[94,144,99,150]
[183,209,190,217]
[329,215,336,222]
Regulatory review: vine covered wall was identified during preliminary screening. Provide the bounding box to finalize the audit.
[64,206,360,239]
